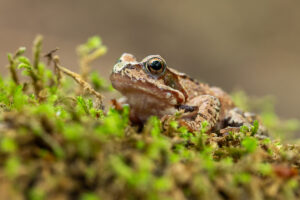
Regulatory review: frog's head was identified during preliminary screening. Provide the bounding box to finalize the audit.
[110,53,186,106]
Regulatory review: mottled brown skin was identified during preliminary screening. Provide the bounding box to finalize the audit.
[110,53,261,133]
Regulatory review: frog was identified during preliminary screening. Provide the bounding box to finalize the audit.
[110,53,267,134]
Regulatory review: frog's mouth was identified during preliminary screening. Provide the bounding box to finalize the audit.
[110,73,185,106]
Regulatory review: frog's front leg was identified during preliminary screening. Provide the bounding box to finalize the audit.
[176,95,221,132]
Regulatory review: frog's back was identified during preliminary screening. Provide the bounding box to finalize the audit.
[175,72,235,119]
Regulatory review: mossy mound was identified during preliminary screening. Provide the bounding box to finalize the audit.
[0,36,299,200]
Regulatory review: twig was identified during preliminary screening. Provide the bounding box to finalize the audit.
[44,47,59,66]
[53,56,104,106]
[44,48,62,86]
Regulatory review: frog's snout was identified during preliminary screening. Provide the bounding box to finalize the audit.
[112,61,127,73]
[112,53,137,73]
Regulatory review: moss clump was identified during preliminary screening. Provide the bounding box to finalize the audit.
[0,36,299,200]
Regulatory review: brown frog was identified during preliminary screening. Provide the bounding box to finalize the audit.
[110,53,266,134]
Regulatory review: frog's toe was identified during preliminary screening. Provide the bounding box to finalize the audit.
[224,108,268,136]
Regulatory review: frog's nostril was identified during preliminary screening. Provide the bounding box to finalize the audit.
[113,62,127,73]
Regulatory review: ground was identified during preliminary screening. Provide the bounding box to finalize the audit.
[0,36,299,200]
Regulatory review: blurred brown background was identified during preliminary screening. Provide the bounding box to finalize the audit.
[0,0,299,120]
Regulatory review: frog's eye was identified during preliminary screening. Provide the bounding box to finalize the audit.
[146,57,166,75]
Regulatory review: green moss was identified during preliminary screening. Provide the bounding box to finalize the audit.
[0,137,17,153]
[241,137,258,153]
[0,36,299,199]
[80,193,100,200]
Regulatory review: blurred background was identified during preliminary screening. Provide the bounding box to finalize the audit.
[0,0,299,120]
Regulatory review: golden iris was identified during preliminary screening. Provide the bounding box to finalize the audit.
[146,57,166,75]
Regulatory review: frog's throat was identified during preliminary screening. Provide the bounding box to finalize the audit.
[110,73,185,106]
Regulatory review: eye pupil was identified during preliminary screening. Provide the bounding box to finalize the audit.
[150,60,162,70]
[145,57,166,76]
